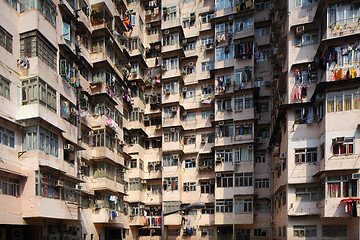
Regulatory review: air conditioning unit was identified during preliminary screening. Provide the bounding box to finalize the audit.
[201,137,206,144]
[216,173,221,177]
[144,116,150,121]
[172,106,177,112]
[228,15,233,21]
[119,140,125,145]
[189,62,194,68]
[164,30,170,35]
[64,144,75,151]
[183,87,187,93]
[146,23,151,29]
[165,88,170,95]
[182,39,188,45]
[296,26,304,36]
[219,121,224,126]
[173,155,179,160]
[170,128,176,132]
[75,185,82,190]
[141,180,147,184]
[94,203,101,209]
[352,173,360,179]
[55,180,64,187]
[280,153,286,159]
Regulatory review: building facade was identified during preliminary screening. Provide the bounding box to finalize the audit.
[270,0,360,239]
[0,0,285,238]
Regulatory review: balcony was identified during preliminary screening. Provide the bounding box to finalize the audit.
[162,92,180,104]
[162,117,182,128]
[162,43,185,57]
[144,192,162,205]
[200,22,212,32]
[216,108,255,122]
[288,201,320,217]
[145,7,161,23]
[129,215,145,226]
[93,208,128,224]
[91,177,125,194]
[161,19,181,30]
[1,194,22,224]
[214,212,253,225]
[164,214,181,225]
[254,9,270,23]
[91,146,117,161]
[317,198,360,218]
[161,68,182,80]
[162,141,183,153]
[214,59,235,70]
[124,143,145,155]
[23,196,79,220]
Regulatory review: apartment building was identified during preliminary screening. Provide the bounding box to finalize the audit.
[0,0,273,238]
[270,0,360,239]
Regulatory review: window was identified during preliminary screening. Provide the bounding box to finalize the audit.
[22,126,59,157]
[163,154,180,167]
[0,175,20,196]
[130,202,144,216]
[322,225,347,237]
[235,124,252,136]
[254,229,267,237]
[202,110,214,119]
[296,187,318,201]
[183,63,196,75]
[201,13,215,23]
[256,127,270,138]
[148,27,160,35]
[164,5,177,21]
[163,129,179,142]
[215,0,233,10]
[0,26,12,53]
[22,77,57,111]
[234,198,252,213]
[183,17,195,27]
[185,159,196,168]
[235,17,253,32]
[200,181,215,194]
[234,146,253,162]
[216,45,234,61]
[163,107,177,119]
[129,108,140,122]
[0,126,15,148]
[130,159,137,168]
[129,178,143,191]
[258,102,269,112]
[35,171,60,199]
[201,61,215,71]
[255,178,269,188]
[184,88,196,99]
[256,154,266,163]
[184,41,196,51]
[216,149,233,162]
[254,77,264,87]
[295,148,318,164]
[201,206,215,214]
[20,31,57,70]
[235,229,250,240]
[235,173,253,187]
[255,0,270,10]
[217,98,232,111]
[183,112,196,121]
[0,76,10,99]
[235,68,253,84]
[256,27,270,36]
[296,0,318,7]
[245,94,253,108]
[234,41,253,59]
[163,81,179,95]
[201,37,214,47]
[295,31,318,47]
[162,57,179,70]
[217,174,233,188]
[20,0,57,26]
[256,51,270,62]
[235,95,244,111]
[183,182,196,191]
[63,142,75,164]
[163,32,179,46]
[216,199,233,212]
[163,178,178,191]
[92,129,114,149]
[93,161,117,181]
[332,137,354,155]
[326,175,349,198]
[293,225,317,237]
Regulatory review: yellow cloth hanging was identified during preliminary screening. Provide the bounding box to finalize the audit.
[335,69,343,81]
[245,0,252,8]
[351,68,356,79]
